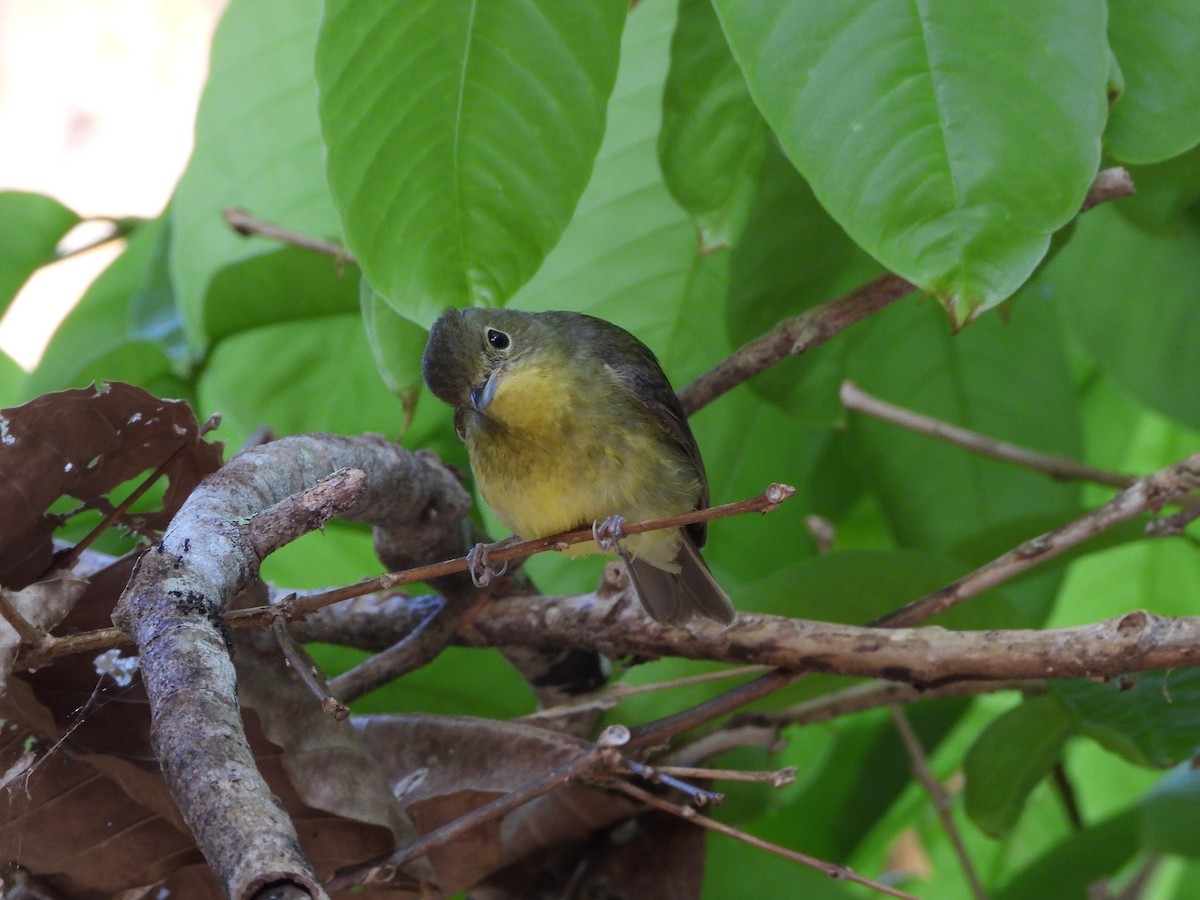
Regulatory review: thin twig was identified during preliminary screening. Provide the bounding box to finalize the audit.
[840,380,1136,490]
[270,615,348,719]
[679,273,914,415]
[223,207,353,262]
[1081,167,1134,213]
[612,779,920,900]
[519,664,771,722]
[0,590,43,646]
[628,669,803,752]
[872,450,1200,628]
[283,482,794,618]
[740,679,1044,728]
[649,764,797,788]
[623,758,724,806]
[326,725,630,891]
[51,440,196,574]
[14,485,794,669]
[888,706,987,900]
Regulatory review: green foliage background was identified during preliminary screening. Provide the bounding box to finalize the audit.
[4,0,1200,895]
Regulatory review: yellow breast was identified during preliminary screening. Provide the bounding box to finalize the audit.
[464,360,699,569]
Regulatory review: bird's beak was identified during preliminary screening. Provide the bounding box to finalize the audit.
[470,365,502,413]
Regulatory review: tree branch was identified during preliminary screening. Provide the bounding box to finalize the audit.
[111,434,472,899]
[840,380,1135,490]
[465,597,1200,687]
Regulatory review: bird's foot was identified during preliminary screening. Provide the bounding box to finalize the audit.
[466,541,508,588]
[593,515,627,554]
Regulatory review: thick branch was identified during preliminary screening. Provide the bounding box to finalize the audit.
[465,595,1200,687]
[112,434,471,899]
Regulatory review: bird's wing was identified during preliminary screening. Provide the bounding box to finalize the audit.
[603,333,710,547]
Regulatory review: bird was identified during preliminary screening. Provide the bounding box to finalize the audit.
[421,307,735,626]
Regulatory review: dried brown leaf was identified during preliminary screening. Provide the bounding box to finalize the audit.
[0,382,223,590]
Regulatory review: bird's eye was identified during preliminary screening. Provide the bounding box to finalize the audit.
[486,328,511,351]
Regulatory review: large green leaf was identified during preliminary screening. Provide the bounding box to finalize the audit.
[713,0,1109,324]
[994,810,1140,900]
[0,351,26,408]
[843,295,1082,548]
[170,0,341,353]
[197,315,404,445]
[964,695,1074,837]
[360,280,428,415]
[1054,670,1200,769]
[1050,204,1200,431]
[0,191,80,313]
[316,0,627,327]
[724,142,883,425]
[27,217,189,402]
[512,0,707,364]
[658,0,768,251]
[1142,764,1200,858]
[1106,0,1200,164]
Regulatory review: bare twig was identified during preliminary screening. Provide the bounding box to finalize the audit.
[282,482,794,618]
[622,758,725,806]
[612,779,920,900]
[680,273,914,415]
[679,167,1133,417]
[1081,167,1134,213]
[52,430,213,574]
[649,764,797,788]
[15,485,794,669]
[223,207,353,262]
[740,679,1044,728]
[873,450,1200,628]
[519,664,771,722]
[889,706,987,900]
[840,380,1135,490]
[270,615,348,719]
[0,591,42,646]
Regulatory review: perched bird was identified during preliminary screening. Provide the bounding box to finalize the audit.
[421,307,734,626]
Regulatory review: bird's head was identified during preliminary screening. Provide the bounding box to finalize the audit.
[422,307,550,415]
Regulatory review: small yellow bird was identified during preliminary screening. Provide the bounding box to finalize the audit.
[421,307,734,626]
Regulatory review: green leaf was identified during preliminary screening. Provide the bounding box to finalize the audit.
[1116,143,1200,233]
[713,0,1109,323]
[964,695,1074,837]
[1049,204,1200,431]
[0,351,26,407]
[1054,670,1200,769]
[0,191,80,313]
[843,295,1082,549]
[197,314,404,445]
[513,0,704,358]
[171,0,341,353]
[360,278,428,422]
[1142,763,1200,858]
[995,810,1140,900]
[316,0,627,327]
[27,217,189,402]
[725,142,883,425]
[766,700,966,862]
[744,548,1025,629]
[658,0,768,250]
[203,247,361,342]
[1106,0,1200,164]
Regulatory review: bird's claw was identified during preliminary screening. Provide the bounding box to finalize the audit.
[467,542,508,588]
[593,515,627,554]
